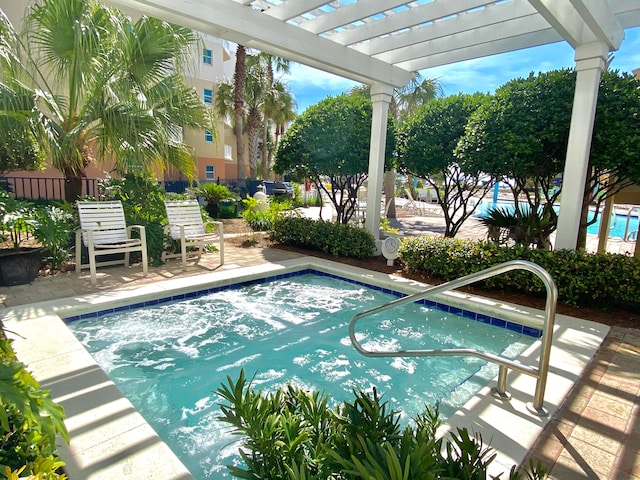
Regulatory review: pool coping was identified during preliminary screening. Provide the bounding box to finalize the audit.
[1,256,609,479]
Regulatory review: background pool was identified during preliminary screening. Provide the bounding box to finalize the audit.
[68,273,533,479]
[475,200,639,239]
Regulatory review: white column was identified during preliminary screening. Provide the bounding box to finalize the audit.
[365,84,393,252]
[555,42,609,250]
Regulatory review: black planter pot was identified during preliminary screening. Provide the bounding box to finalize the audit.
[0,247,44,286]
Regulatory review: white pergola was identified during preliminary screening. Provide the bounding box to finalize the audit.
[105,0,640,250]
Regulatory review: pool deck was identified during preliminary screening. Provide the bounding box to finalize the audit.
[0,222,638,479]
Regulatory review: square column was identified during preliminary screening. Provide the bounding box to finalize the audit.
[555,42,609,250]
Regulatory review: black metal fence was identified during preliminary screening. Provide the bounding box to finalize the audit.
[0,176,214,201]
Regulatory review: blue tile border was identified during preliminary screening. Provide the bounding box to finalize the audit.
[63,268,542,338]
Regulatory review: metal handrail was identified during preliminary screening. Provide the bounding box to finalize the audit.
[349,260,557,415]
[624,206,639,241]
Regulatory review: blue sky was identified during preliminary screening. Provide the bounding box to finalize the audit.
[285,26,640,114]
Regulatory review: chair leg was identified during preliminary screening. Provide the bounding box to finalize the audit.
[75,230,82,274]
[181,239,188,272]
[139,233,148,276]
[88,243,97,286]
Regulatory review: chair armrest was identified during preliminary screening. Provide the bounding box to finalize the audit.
[204,220,224,235]
[126,225,147,238]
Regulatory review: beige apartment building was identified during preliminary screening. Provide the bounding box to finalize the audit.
[0,1,242,199]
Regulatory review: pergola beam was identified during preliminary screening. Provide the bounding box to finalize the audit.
[529,0,624,49]
[103,0,413,87]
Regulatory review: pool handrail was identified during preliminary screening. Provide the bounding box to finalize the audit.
[348,260,557,415]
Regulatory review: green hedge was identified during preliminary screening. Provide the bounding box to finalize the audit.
[273,216,376,259]
[399,236,640,310]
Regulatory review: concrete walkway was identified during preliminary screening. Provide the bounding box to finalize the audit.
[0,217,638,479]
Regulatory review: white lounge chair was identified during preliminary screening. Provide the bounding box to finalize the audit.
[162,199,224,270]
[76,201,149,285]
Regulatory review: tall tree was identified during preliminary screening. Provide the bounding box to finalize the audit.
[457,69,640,248]
[256,53,290,179]
[232,45,247,184]
[275,94,395,224]
[0,0,213,202]
[399,93,491,237]
[265,82,296,176]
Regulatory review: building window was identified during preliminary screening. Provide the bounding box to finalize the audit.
[205,165,215,180]
[202,48,213,65]
[224,144,232,160]
[203,88,213,104]
[204,129,213,142]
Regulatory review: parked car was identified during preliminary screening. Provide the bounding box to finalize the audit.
[263,181,295,199]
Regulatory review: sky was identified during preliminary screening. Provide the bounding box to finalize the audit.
[284,26,640,114]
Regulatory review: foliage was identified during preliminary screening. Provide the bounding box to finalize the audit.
[216,369,546,480]
[241,196,293,231]
[398,93,491,237]
[0,0,213,202]
[214,53,295,180]
[0,114,45,174]
[481,207,553,249]
[456,69,640,247]
[32,205,75,269]
[272,216,376,259]
[274,94,395,224]
[0,330,68,478]
[399,235,640,310]
[193,183,238,218]
[0,192,74,269]
[0,191,35,249]
[97,175,167,266]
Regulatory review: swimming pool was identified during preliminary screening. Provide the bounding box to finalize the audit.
[475,200,639,239]
[67,270,536,479]
[2,258,609,478]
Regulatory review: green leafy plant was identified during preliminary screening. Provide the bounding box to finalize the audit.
[193,183,238,219]
[481,206,554,249]
[0,191,35,249]
[399,235,640,310]
[216,369,548,480]
[273,216,376,259]
[241,196,293,231]
[0,328,68,478]
[32,205,75,269]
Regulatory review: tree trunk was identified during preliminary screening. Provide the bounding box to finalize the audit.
[65,175,83,203]
[233,45,246,186]
[384,170,396,218]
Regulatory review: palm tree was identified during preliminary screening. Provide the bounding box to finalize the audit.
[255,53,291,178]
[0,0,213,202]
[265,82,296,174]
[244,57,269,179]
[232,45,247,185]
[214,58,296,180]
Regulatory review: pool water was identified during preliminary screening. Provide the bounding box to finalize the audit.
[68,273,534,479]
[475,200,639,239]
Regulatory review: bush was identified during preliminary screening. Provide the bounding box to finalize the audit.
[0,331,68,478]
[216,370,547,479]
[399,236,640,310]
[273,216,376,259]
[242,197,294,231]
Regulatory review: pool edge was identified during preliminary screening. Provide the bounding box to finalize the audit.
[1,256,609,479]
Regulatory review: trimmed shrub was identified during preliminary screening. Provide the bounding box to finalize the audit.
[399,236,640,310]
[273,216,376,259]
